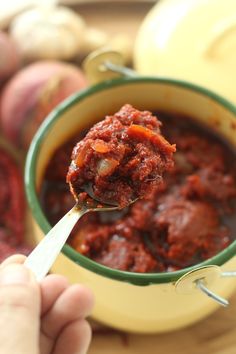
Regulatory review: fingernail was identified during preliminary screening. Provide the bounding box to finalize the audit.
[0,264,31,285]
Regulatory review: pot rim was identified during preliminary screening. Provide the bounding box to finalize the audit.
[25,76,236,285]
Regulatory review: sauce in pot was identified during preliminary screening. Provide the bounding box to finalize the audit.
[40,112,236,272]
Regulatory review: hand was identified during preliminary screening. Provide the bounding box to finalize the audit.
[0,255,94,354]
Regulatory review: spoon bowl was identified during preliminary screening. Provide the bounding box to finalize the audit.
[70,181,121,207]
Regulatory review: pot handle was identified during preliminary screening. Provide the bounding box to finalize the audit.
[175,265,236,307]
[83,48,137,85]
[203,15,236,60]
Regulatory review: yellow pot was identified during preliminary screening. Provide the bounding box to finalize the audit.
[25,77,236,333]
[134,0,236,105]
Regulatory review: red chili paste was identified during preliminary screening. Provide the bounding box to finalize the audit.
[41,112,236,272]
[67,104,176,207]
[0,147,31,261]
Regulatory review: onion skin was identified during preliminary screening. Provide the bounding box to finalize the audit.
[97,158,119,177]
[0,60,88,150]
[0,31,20,83]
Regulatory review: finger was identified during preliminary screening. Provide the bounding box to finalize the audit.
[0,263,40,354]
[41,284,94,339]
[40,275,70,354]
[0,254,26,267]
[40,274,69,316]
[54,319,92,354]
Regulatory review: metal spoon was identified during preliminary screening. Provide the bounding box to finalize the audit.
[24,194,121,281]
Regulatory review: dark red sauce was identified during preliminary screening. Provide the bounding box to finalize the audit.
[40,112,236,272]
[0,147,31,261]
[67,104,175,207]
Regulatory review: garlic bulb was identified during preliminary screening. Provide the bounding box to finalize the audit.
[10,6,86,61]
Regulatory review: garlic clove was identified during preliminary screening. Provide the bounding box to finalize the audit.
[10,6,86,61]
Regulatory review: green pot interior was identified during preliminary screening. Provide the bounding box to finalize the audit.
[25,77,236,285]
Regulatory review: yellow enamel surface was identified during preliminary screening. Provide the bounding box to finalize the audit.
[134,0,236,105]
[31,81,236,333]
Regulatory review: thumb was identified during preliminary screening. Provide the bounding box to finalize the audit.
[0,263,40,354]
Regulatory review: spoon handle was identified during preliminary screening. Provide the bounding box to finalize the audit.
[24,205,85,281]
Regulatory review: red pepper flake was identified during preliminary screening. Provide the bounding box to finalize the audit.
[92,140,111,153]
[75,146,87,168]
[127,124,176,154]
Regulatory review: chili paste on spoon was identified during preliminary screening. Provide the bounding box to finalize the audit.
[67,104,176,208]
